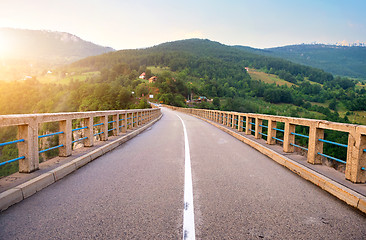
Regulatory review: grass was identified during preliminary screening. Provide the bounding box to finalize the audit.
[355,82,366,89]
[339,111,366,125]
[147,66,170,75]
[247,68,296,87]
[39,71,100,84]
[309,101,329,108]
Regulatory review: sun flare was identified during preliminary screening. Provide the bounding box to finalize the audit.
[0,32,12,57]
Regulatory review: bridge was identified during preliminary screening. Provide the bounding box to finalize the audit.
[0,106,365,239]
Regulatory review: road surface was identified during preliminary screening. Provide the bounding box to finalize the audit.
[1,107,365,239]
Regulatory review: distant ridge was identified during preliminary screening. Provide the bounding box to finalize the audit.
[235,44,366,79]
[0,28,114,63]
[0,28,114,81]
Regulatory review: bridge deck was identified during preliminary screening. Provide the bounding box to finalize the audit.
[1,107,365,239]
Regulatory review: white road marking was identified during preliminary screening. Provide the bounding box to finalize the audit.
[176,114,196,240]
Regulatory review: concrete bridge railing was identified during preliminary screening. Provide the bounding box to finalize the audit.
[0,108,161,174]
[165,105,366,183]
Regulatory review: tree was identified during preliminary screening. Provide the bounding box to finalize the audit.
[329,99,337,111]
[213,97,220,108]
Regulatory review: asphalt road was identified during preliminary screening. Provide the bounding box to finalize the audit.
[1,107,365,239]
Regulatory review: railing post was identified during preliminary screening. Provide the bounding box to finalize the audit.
[267,119,277,145]
[134,112,138,128]
[245,116,251,135]
[100,115,108,141]
[307,123,323,164]
[17,121,39,173]
[142,111,146,124]
[238,115,244,132]
[345,130,366,183]
[283,121,295,152]
[255,118,262,139]
[131,112,134,128]
[59,119,72,157]
[226,113,231,127]
[232,114,236,129]
[113,114,119,136]
[134,112,138,127]
[84,117,94,147]
[121,112,127,133]
[129,112,134,129]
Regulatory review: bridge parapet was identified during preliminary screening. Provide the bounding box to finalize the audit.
[0,108,161,174]
[165,105,366,183]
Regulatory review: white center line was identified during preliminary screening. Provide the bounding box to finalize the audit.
[176,114,196,240]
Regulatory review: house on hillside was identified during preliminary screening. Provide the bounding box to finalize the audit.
[139,72,146,79]
[149,76,157,83]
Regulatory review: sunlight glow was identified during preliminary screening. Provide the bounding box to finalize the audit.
[0,32,12,57]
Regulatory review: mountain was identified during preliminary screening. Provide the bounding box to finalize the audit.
[72,38,333,85]
[0,28,114,61]
[235,44,366,80]
[20,38,355,125]
[0,28,114,81]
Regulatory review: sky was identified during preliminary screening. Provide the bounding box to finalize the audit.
[0,0,365,50]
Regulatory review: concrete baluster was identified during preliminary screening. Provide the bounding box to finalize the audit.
[59,119,72,157]
[345,130,366,183]
[232,114,236,129]
[113,114,119,135]
[267,120,277,145]
[255,118,262,139]
[245,116,251,135]
[100,115,108,141]
[83,117,94,147]
[307,123,323,164]
[17,120,39,173]
[283,121,295,152]
[121,113,127,133]
[238,115,244,132]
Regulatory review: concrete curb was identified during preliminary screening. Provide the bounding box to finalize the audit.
[192,114,366,214]
[0,114,162,212]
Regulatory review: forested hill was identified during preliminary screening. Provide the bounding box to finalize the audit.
[71,39,334,85]
[235,44,366,80]
[67,38,366,121]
